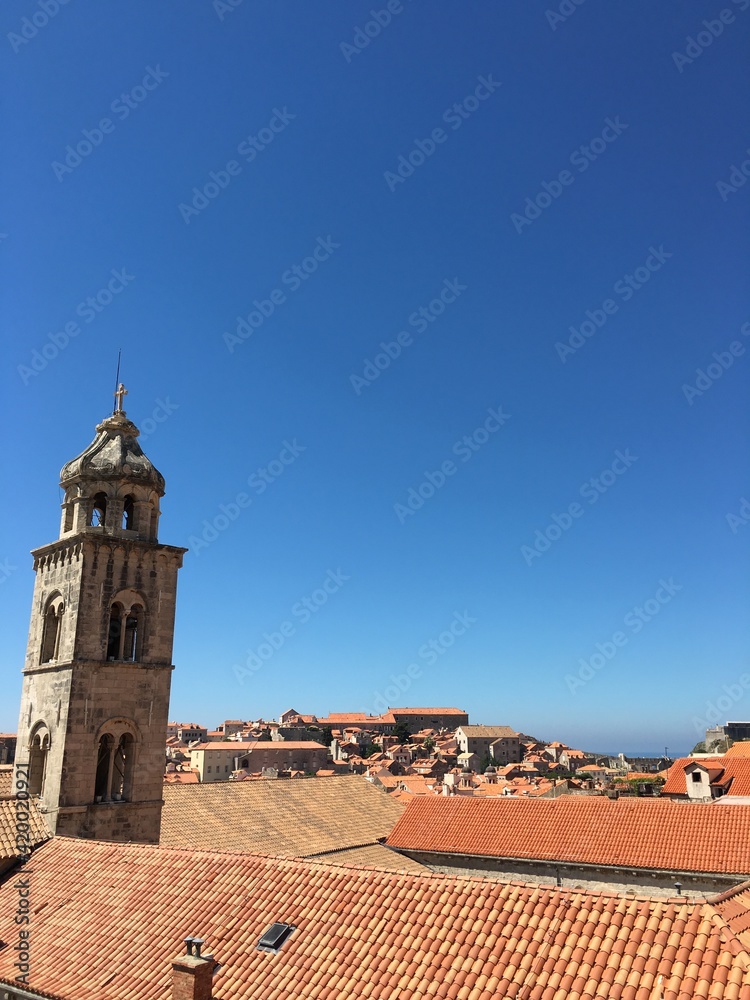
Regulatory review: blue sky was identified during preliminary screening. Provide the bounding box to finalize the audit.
[2,1,748,753]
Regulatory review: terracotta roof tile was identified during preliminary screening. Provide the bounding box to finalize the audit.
[386,796,750,875]
[390,707,468,715]
[0,796,50,860]
[0,767,12,800]
[457,725,517,738]
[1,839,749,999]
[662,758,750,796]
[160,774,405,857]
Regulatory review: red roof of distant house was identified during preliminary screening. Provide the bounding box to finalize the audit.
[190,741,325,752]
[726,742,750,758]
[386,795,750,875]
[163,770,199,784]
[390,707,467,715]
[661,757,750,796]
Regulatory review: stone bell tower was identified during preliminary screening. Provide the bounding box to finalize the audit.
[14,386,186,843]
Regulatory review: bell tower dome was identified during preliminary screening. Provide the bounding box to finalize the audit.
[14,387,187,843]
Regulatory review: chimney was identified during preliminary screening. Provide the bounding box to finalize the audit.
[171,936,215,1000]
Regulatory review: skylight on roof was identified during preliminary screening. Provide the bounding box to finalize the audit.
[257,922,296,953]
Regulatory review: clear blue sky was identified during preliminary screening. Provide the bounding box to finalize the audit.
[2,1,748,753]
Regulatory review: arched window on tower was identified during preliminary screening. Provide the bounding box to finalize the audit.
[89,492,107,527]
[111,733,135,800]
[40,597,63,664]
[93,724,137,803]
[107,603,124,660]
[62,495,74,532]
[106,594,146,661]
[28,727,50,796]
[122,495,134,531]
[94,733,114,801]
[123,605,143,661]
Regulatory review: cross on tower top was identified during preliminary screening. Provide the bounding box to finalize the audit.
[114,383,128,413]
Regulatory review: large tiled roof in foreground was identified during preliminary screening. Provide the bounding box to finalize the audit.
[161,775,405,858]
[2,837,750,1000]
[386,795,750,875]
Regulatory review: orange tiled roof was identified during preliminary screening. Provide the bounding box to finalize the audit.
[457,725,517,738]
[0,797,50,860]
[318,713,373,723]
[386,795,750,875]
[0,767,12,800]
[160,774,405,858]
[163,770,199,784]
[1,837,750,999]
[726,741,750,758]
[391,707,467,715]
[190,740,325,751]
[662,757,750,796]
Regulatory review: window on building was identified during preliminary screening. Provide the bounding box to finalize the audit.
[122,495,135,531]
[123,605,143,661]
[207,766,212,773]
[94,734,114,800]
[107,597,145,661]
[90,492,107,527]
[40,599,63,664]
[111,733,134,800]
[63,498,74,532]
[691,772,702,783]
[107,604,124,659]
[28,728,50,796]
[94,729,136,803]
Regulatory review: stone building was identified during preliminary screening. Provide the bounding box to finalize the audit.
[190,741,328,781]
[455,725,520,763]
[12,388,186,843]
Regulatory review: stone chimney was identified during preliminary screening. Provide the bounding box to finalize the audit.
[172,937,214,1000]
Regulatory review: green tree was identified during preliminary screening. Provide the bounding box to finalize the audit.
[308,725,334,747]
[393,722,412,745]
[690,741,706,754]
